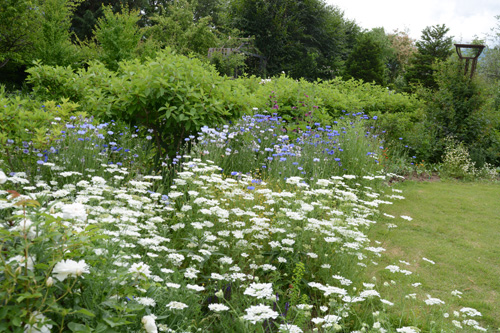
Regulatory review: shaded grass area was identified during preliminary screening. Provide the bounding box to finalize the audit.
[368,180,500,331]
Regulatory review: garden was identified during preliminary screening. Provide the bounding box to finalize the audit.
[2,1,500,332]
[1,48,499,332]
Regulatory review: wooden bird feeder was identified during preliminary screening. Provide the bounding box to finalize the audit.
[454,44,485,78]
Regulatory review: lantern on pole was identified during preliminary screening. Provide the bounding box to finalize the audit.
[454,44,485,78]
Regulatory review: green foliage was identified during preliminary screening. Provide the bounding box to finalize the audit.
[440,137,498,180]
[0,195,100,332]
[226,0,358,79]
[70,0,149,41]
[478,16,500,83]
[92,5,153,71]
[147,0,218,58]
[422,58,500,165]
[0,88,81,172]
[249,75,422,120]
[31,0,84,67]
[0,0,40,68]
[26,49,251,158]
[405,24,454,90]
[345,30,387,85]
[208,50,247,77]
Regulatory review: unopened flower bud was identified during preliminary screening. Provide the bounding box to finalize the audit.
[46,277,54,287]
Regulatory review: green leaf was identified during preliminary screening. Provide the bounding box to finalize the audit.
[68,322,94,332]
[16,292,42,303]
[102,317,132,328]
[75,308,95,318]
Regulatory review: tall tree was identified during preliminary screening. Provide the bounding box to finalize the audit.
[344,29,386,85]
[404,24,453,90]
[387,29,417,88]
[147,0,218,57]
[225,0,356,79]
[92,5,148,70]
[71,0,147,41]
[478,15,500,83]
[32,0,84,67]
[0,0,41,68]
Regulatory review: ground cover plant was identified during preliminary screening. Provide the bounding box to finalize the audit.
[0,107,491,332]
[367,181,500,331]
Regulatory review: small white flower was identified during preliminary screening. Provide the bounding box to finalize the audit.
[208,303,230,312]
[166,301,188,310]
[128,262,151,279]
[424,295,445,305]
[242,304,279,324]
[24,312,52,333]
[244,283,273,299]
[422,257,435,265]
[136,297,156,307]
[396,327,419,333]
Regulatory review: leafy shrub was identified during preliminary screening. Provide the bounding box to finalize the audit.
[420,58,500,166]
[92,5,155,71]
[146,0,218,58]
[0,88,81,172]
[244,75,422,121]
[27,49,254,159]
[440,137,498,180]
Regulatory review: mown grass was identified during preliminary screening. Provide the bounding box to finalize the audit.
[367,180,500,331]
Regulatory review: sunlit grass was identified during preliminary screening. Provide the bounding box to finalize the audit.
[368,180,500,331]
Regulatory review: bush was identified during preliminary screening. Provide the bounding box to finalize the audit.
[440,137,498,180]
[239,74,422,123]
[27,49,254,159]
[0,87,81,173]
[420,58,500,166]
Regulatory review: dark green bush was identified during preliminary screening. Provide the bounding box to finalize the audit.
[421,58,500,166]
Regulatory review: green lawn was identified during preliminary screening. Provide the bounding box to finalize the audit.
[367,180,500,331]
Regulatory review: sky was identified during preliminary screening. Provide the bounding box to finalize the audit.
[326,0,500,45]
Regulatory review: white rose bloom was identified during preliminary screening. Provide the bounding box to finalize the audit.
[0,170,7,184]
[141,315,158,333]
[8,255,35,270]
[52,259,90,281]
[24,312,52,333]
[61,203,87,221]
